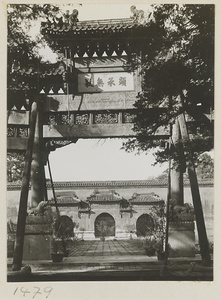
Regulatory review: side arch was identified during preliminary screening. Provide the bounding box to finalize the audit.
[94,213,115,237]
[136,214,154,237]
[53,215,75,238]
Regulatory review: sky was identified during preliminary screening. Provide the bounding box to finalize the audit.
[42,3,167,181]
[45,139,167,182]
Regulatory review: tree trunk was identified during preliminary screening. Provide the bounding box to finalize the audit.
[12,102,38,271]
[178,113,211,265]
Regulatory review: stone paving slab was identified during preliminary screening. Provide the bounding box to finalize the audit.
[68,240,145,257]
[7,263,213,282]
[7,239,213,281]
[7,255,213,282]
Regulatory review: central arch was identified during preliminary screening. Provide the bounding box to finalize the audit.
[95,213,115,237]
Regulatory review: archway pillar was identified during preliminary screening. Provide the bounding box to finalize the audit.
[171,118,184,206]
[30,100,45,208]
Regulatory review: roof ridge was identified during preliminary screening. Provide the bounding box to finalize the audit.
[76,18,133,24]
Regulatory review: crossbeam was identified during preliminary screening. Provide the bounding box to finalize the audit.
[7,109,170,150]
[43,123,134,139]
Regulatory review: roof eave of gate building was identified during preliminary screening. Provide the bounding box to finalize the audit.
[41,18,147,36]
[41,17,152,56]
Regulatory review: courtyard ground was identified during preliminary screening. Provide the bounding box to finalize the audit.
[7,239,213,282]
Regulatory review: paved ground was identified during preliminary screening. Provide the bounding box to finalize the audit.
[7,239,213,282]
[68,239,144,256]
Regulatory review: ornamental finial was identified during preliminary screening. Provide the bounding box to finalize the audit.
[64,9,79,25]
[130,5,146,24]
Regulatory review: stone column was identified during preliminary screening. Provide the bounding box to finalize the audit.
[30,105,45,207]
[12,102,38,271]
[171,118,184,206]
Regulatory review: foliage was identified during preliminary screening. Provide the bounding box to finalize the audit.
[155,152,214,180]
[196,153,214,179]
[155,169,169,181]
[149,202,167,251]
[123,4,214,164]
[52,216,75,239]
[142,236,158,249]
[136,213,155,237]
[7,4,63,107]
[168,200,195,222]
[7,152,25,182]
[138,203,167,252]
[7,220,16,240]
[50,239,64,254]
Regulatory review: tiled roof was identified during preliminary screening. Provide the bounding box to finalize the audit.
[41,18,145,35]
[9,62,66,76]
[7,179,214,191]
[52,180,168,189]
[40,17,152,57]
[48,192,82,205]
[130,192,164,203]
[88,190,122,202]
[55,191,78,197]
[48,198,79,205]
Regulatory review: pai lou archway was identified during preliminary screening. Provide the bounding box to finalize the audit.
[136,214,154,237]
[95,213,115,237]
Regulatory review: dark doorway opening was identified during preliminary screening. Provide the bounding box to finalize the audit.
[95,213,115,237]
[136,214,154,237]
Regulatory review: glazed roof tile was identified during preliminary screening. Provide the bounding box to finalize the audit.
[41,18,145,35]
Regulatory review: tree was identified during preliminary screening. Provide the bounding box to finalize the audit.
[123,4,214,164]
[7,153,25,182]
[123,4,214,265]
[196,153,214,180]
[7,4,63,109]
[7,4,68,185]
[155,169,169,181]
[155,153,214,181]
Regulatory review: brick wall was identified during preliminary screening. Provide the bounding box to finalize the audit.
[7,180,213,241]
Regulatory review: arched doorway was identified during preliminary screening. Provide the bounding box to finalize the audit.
[95,213,115,237]
[136,214,154,237]
[53,215,75,238]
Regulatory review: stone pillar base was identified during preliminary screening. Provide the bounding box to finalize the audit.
[168,221,195,257]
[23,234,52,260]
[23,216,52,261]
